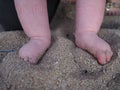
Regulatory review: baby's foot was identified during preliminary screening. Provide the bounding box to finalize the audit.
[75,31,113,65]
[19,37,51,64]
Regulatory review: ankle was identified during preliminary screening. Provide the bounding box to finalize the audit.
[75,31,97,38]
[30,36,51,46]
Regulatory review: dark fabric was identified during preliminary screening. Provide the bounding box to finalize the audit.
[47,0,60,22]
[0,0,60,30]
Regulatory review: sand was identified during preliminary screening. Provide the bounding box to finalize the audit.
[0,1,120,90]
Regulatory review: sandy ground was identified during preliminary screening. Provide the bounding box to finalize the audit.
[0,2,120,90]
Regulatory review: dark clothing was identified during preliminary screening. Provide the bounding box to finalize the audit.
[0,0,60,30]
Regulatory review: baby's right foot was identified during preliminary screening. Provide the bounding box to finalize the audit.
[75,31,113,65]
[19,37,51,64]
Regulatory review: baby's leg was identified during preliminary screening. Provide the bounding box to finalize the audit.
[14,0,51,64]
[75,0,113,65]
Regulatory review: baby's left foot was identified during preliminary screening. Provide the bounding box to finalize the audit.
[19,37,51,64]
[75,31,113,65]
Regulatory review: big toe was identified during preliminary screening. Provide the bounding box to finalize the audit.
[96,51,107,65]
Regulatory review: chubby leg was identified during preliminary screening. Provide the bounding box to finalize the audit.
[75,0,113,65]
[14,0,51,64]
